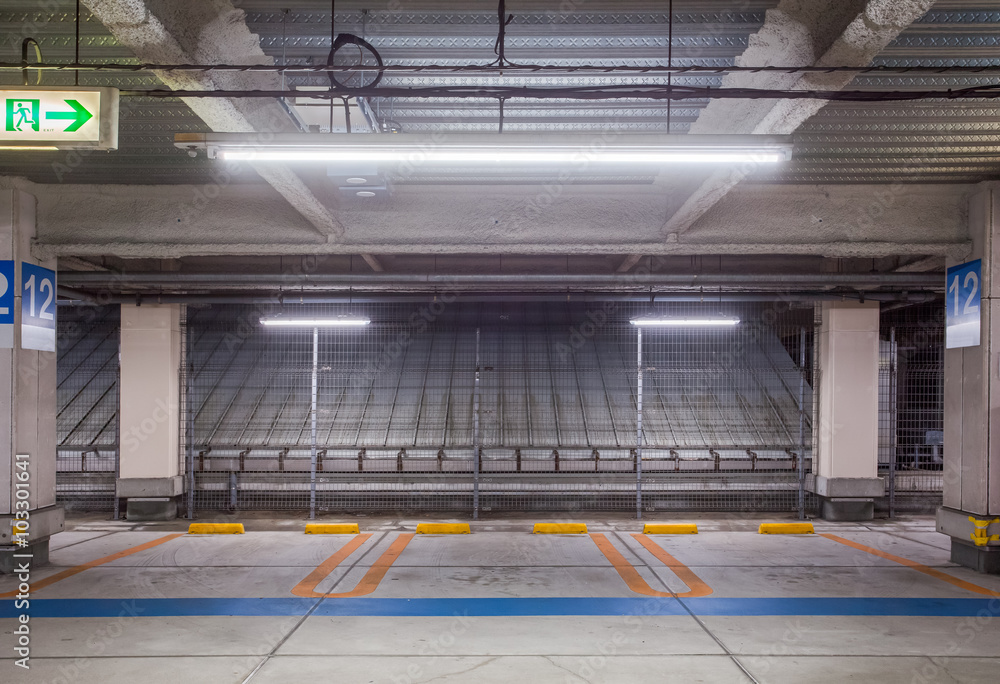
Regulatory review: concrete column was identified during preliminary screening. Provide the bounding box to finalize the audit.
[937,182,1000,573]
[0,189,63,573]
[117,303,183,521]
[812,301,884,521]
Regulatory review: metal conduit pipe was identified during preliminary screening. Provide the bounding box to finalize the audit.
[57,292,941,306]
[59,272,943,289]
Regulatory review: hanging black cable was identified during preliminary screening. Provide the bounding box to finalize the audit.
[666,0,673,133]
[75,0,81,85]
[326,0,384,92]
[21,38,42,85]
[489,0,516,67]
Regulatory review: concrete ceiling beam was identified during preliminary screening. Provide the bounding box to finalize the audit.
[23,178,970,262]
[82,0,345,240]
[37,240,967,262]
[631,0,936,263]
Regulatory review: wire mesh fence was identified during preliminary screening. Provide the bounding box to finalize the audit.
[54,297,948,519]
[878,303,945,515]
[51,298,944,519]
[182,300,817,517]
[55,306,120,513]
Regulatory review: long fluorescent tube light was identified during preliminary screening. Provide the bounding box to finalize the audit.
[176,133,792,166]
[630,317,740,327]
[260,317,371,327]
[220,149,785,164]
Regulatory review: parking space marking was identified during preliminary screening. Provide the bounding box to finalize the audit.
[0,533,185,598]
[590,532,712,598]
[632,533,713,597]
[820,533,1000,598]
[292,532,414,598]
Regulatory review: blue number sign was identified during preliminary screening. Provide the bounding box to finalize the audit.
[0,260,13,348]
[21,262,56,352]
[946,259,981,349]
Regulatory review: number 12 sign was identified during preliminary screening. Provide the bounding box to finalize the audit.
[946,259,981,349]
[21,262,56,352]
[0,260,13,348]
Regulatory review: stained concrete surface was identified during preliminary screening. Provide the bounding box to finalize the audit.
[1,515,998,683]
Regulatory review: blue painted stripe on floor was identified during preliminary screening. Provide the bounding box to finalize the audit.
[313,597,685,617]
[0,598,318,618]
[682,597,1000,617]
[2,597,998,619]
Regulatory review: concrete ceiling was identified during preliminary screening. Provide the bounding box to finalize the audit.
[0,0,991,275]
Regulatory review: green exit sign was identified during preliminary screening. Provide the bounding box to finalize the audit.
[0,87,119,150]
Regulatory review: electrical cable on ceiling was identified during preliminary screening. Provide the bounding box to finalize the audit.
[489,0,517,68]
[20,38,43,85]
[7,62,1000,77]
[75,0,80,85]
[326,0,384,92]
[117,83,1000,102]
[667,0,673,134]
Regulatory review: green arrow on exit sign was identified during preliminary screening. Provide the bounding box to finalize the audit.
[44,99,94,132]
[0,86,119,150]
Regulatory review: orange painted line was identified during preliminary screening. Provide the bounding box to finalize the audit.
[289,533,372,597]
[820,533,1000,598]
[292,532,415,598]
[0,533,185,598]
[632,533,713,598]
[590,533,712,598]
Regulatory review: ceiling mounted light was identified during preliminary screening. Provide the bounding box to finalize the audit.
[630,317,740,327]
[355,190,377,197]
[175,133,792,166]
[346,177,368,184]
[260,316,371,327]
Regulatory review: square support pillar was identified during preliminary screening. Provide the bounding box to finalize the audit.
[937,182,1000,572]
[0,189,63,573]
[118,303,183,521]
[812,301,883,521]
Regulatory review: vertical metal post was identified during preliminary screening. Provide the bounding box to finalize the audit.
[310,326,319,520]
[472,328,481,520]
[113,331,122,520]
[889,326,897,518]
[185,322,195,520]
[636,326,643,520]
[797,326,806,520]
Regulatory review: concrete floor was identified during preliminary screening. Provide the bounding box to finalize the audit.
[3,515,1000,683]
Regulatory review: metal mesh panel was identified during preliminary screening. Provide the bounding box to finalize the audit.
[878,303,945,515]
[186,300,815,516]
[55,306,120,513]
[638,302,815,515]
[187,302,476,513]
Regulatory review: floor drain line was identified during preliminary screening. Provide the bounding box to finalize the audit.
[240,531,389,684]
[610,531,761,684]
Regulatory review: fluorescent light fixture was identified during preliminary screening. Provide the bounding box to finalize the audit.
[0,146,59,151]
[630,317,740,327]
[176,133,792,166]
[260,317,371,327]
